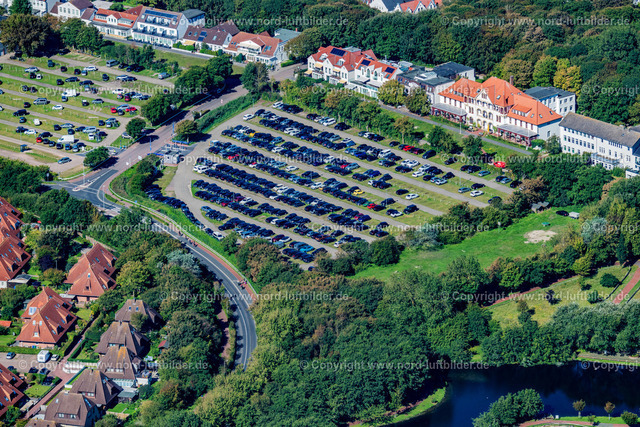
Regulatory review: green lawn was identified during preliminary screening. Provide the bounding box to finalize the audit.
[25,384,53,398]
[109,402,136,415]
[354,207,581,281]
[75,308,93,322]
[0,334,16,346]
[489,263,638,327]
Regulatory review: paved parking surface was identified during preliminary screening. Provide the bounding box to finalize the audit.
[0,352,60,374]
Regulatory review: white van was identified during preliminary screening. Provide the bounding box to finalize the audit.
[193,165,207,173]
[37,350,51,363]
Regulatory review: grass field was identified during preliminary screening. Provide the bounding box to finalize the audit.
[354,207,581,281]
[25,384,53,398]
[489,263,638,327]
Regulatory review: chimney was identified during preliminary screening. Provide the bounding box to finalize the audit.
[509,75,514,86]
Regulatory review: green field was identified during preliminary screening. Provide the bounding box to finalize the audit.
[489,263,638,327]
[354,208,580,281]
[25,384,53,398]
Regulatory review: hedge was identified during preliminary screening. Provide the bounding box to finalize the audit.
[196,94,259,132]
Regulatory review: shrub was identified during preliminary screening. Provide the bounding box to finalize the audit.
[600,273,620,288]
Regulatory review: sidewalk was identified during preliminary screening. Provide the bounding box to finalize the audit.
[521,419,626,427]
[613,260,640,304]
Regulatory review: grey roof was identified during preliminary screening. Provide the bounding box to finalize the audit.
[560,112,640,148]
[525,86,574,100]
[274,28,301,43]
[378,0,403,11]
[433,61,474,78]
[182,9,205,19]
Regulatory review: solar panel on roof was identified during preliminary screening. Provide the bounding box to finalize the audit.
[147,9,177,19]
[385,67,395,74]
[330,48,346,56]
[361,59,370,66]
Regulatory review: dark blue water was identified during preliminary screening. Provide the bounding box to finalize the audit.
[397,362,640,426]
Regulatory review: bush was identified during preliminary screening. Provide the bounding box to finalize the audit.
[621,411,638,426]
[196,94,258,132]
[280,59,297,67]
[587,290,600,304]
[600,273,620,288]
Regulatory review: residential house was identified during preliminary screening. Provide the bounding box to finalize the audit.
[368,0,403,12]
[432,76,562,145]
[0,363,25,419]
[349,57,401,99]
[98,346,141,388]
[50,0,94,21]
[114,298,162,326]
[70,369,122,409]
[90,6,143,39]
[225,31,288,65]
[525,86,577,116]
[181,8,206,26]
[66,243,117,304]
[559,112,640,171]
[96,321,148,357]
[0,196,22,239]
[132,7,198,47]
[31,0,57,15]
[22,287,73,321]
[39,392,100,427]
[180,25,234,52]
[16,288,77,349]
[396,67,455,103]
[0,236,30,290]
[307,46,377,85]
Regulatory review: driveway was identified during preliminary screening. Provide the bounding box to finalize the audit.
[0,352,60,375]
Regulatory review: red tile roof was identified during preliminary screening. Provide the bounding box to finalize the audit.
[310,46,377,72]
[0,197,22,239]
[22,287,73,321]
[92,8,139,28]
[0,363,24,418]
[0,321,10,329]
[355,57,400,79]
[0,236,30,283]
[66,244,117,299]
[17,297,76,346]
[439,76,559,125]
[226,32,283,58]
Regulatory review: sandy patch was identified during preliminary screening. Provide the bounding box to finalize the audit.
[524,230,557,244]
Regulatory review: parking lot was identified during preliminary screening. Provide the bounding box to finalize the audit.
[0,352,60,375]
[0,54,165,167]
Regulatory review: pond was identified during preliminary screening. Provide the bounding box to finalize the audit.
[397,362,640,426]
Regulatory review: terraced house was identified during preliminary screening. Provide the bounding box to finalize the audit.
[0,363,25,418]
[180,21,239,52]
[0,197,30,289]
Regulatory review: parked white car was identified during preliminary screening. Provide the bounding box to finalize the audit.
[470,190,484,197]
[406,193,419,200]
[83,66,98,72]
[402,159,420,168]
[243,114,255,120]
[285,165,298,172]
[24,129,36,135]
[52,105,64,110]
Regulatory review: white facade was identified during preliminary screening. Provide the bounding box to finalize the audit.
[559,113,640,170]
[132,8,187,47]
[525,87,577,116]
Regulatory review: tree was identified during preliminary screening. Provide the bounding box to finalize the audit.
[59,18,83,49]
[616,235,629,265]
[356,101,381,131]
[605,401,615,420]
[463,135,483,163]
[499,59,534,88]
[554,59,582,95]
[378,80,406,106]
[76,24,103,53]
[142,94,172,125]
[221,232,239,254]
[206,55,232,79]
[393,116,413,143]
[84,147,110,168]
[174,120,199,140]
[9,0,32,15]
[544,135,562,155]
[600,273,620,288]
[0,14,52,56]
[573,252,594,277]
[284,28,326,61]
[532,56,557,87]
[130,312,149,332]
[369,236,402,266]
[621,411,638,426]
[42,268,65,286]
[241,62,269,94]
[443,256,489,295]
[572,400,585,418]
[126,118,146,140]
[405,88,430,115]
[109,2,125,11]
